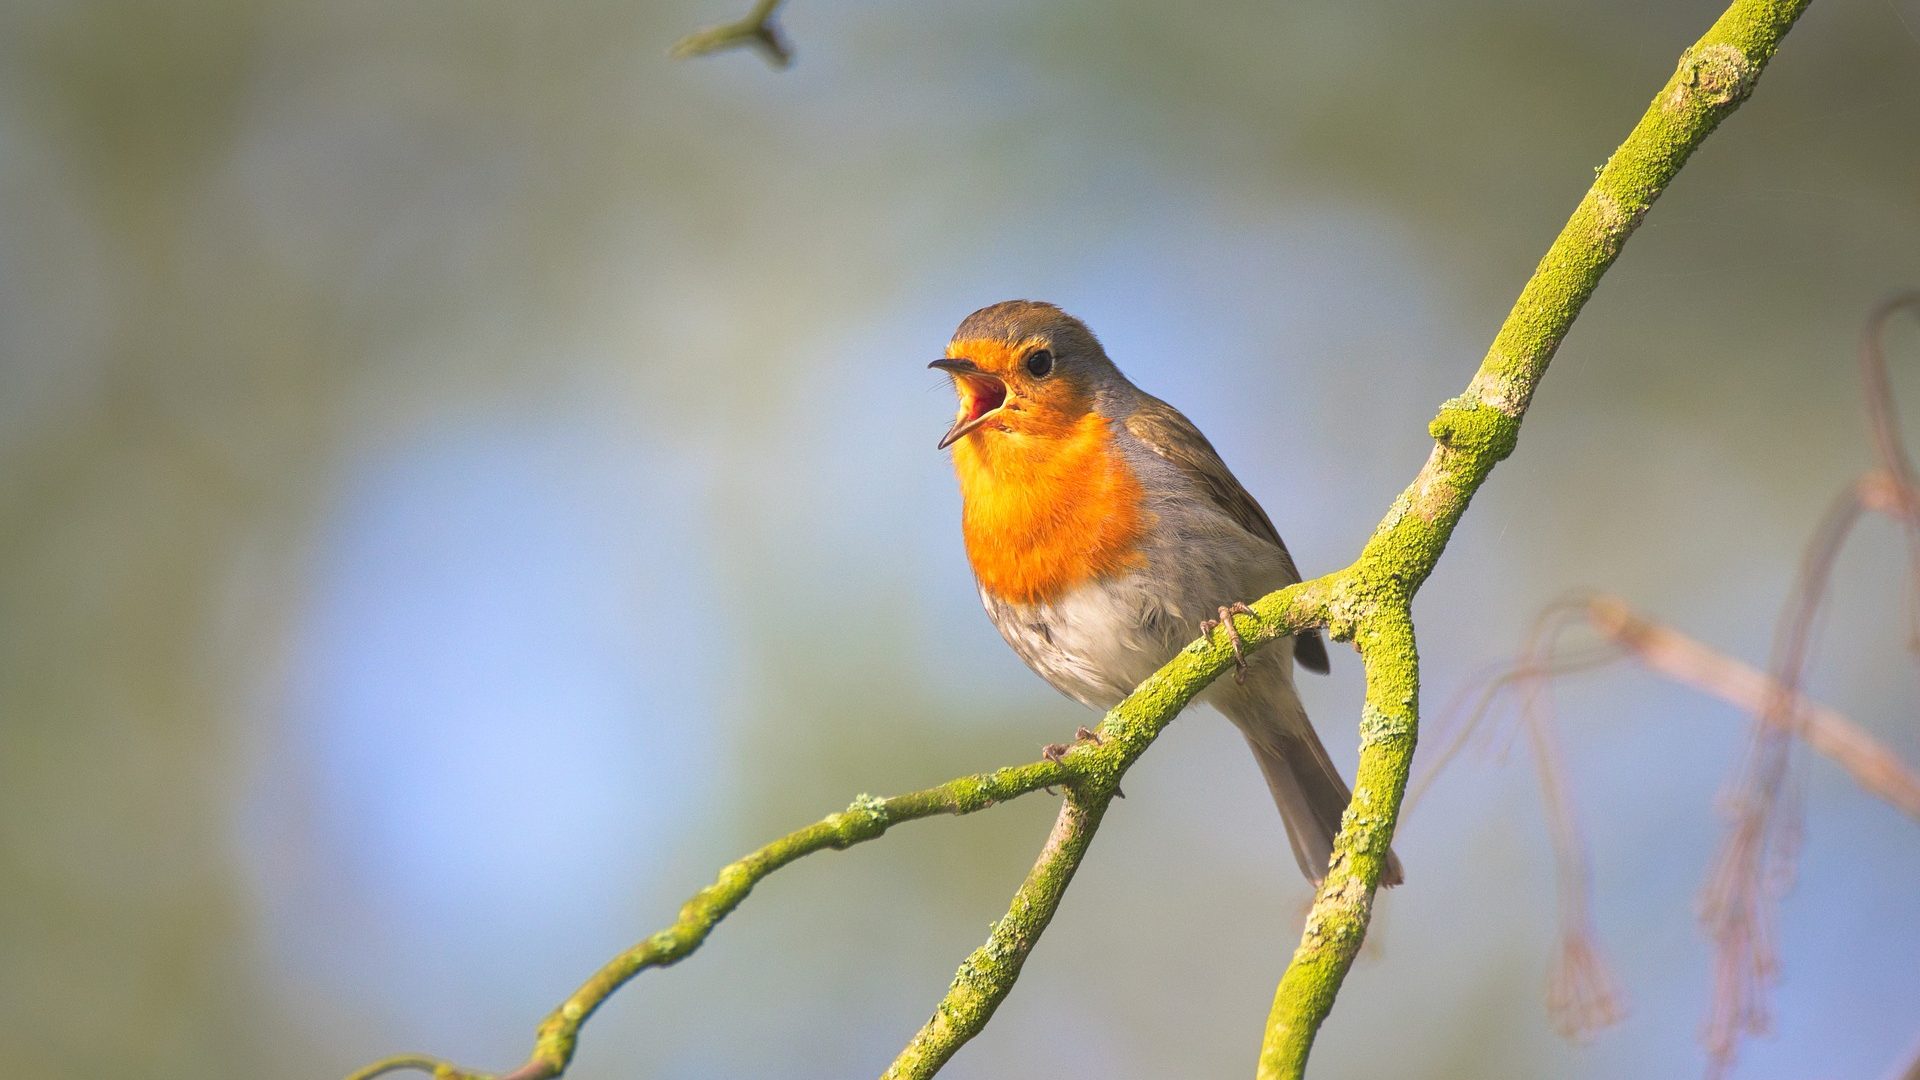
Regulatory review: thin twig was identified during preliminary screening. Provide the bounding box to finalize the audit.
[343,1056,466,1080]
[1406,634,1623,814]
[1699,294,1920,1077]
[1516,608,1630,1040]
[1860,293,1920,648]
[877,583,1335,1072]
[1419,592,1920,1049]
[1588,595,1920,819]
[670,0,793,68]
[1409,598,1630,1040]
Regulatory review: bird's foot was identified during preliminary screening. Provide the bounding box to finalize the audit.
[1042,726,1104,763]
[1200,602,1258,684]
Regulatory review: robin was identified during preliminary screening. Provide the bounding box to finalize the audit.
[931,300,1402,886]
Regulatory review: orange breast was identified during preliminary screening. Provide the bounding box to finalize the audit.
[953,411,1149,606]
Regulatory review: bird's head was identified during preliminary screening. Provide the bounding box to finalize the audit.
[931,300,1119,450]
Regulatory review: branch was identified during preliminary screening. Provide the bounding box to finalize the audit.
[1409,288,1920,1064]
[879,583,1337,1075]
[353,2,1815,1076]
[344,759,1076,1080]
[1587,595,1920,819]
[1861,294,1920,647]
[346,583,1331,1080]
[1411,590,1920,1043]
[1257,1,1810,1075]
[882,793,1109,1078]
[1697,296,1920,1075]
[670,0,792,68]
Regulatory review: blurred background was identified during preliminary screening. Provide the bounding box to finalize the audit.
[3,0,1918,1077]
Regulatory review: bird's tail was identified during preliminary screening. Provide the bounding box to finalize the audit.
[1236,692,1405,887]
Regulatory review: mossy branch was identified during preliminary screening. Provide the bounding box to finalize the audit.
[877,579,1337,1076]
[342,759,1071,1080]
[881,792,1109,1079]
[349,1,1812,1077]
[346,581,1330,1080]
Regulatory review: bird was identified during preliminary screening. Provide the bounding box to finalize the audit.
[930,299,1402,886]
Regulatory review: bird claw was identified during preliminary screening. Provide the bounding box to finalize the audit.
[1202,602,1257,684]
[1042,726,1103,765]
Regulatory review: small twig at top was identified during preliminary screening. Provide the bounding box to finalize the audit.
[670,0,793,68]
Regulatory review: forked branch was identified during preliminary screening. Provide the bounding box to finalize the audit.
[351,1,1815,1077]
[1258,2,1810,1074]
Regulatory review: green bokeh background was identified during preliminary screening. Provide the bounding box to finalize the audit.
[2,1,1917,1077]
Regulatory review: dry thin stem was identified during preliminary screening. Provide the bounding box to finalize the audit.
[1432,597,1628,1040]
[1518,617,1630,1040]
[1420,589,1920,1048]
[1408,618,1623,814]
[1700,295,1920,1076]
[1588,596,1920,819]
[1861,294,1920,648]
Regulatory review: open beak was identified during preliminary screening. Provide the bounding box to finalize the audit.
[930,357,1009,449]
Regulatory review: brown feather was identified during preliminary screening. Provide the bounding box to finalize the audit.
[1123,395,1332,675]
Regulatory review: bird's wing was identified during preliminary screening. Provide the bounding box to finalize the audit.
[1123,395,1332,675]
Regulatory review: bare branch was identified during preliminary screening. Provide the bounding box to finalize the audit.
[1588,595,1920,819]
[1408,598,1630,1040]
[344,1055,468,1080]
[1427,590,1920,1074]
[1691,294,1920,1075]
[1861,294,1920,647]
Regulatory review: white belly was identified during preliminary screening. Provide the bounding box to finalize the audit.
[981,555,1296,713]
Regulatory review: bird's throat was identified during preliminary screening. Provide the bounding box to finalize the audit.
[954,412,1149,606]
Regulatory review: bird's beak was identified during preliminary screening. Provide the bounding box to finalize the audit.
[930,357,1009,449]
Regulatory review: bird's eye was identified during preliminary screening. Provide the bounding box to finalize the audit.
[1025,349,1054,377]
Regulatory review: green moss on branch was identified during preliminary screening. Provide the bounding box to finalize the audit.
[882,794,1111,1079]
[344,761,1070,1080]
[349,3,1811,1078]
[1256,1,1811,1076]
